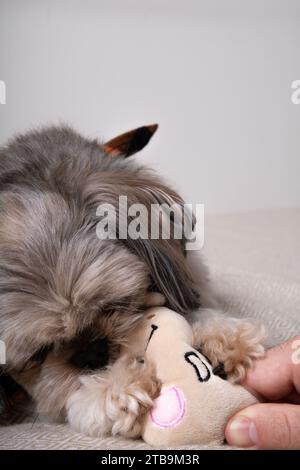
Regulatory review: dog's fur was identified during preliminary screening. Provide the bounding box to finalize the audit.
[0,126,265,437]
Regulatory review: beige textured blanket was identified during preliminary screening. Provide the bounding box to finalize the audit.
[0,209,299,449]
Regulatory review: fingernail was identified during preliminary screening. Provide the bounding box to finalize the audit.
[227,416,258,447]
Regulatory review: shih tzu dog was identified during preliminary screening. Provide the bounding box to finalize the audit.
[0,124,265,437]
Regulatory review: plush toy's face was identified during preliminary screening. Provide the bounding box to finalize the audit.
[144,318,213,428]
[149,352,213,429]
[139,308,258,446]
[142,309,217,429]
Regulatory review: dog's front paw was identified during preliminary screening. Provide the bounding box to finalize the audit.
[107,356,161,437]
[220,321,265,383]
[195,319,266,383]
[66,355,160,438]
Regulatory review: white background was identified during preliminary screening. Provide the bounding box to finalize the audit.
[0,0,299,213]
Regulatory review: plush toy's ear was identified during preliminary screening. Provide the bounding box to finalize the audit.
[102,124,158,157]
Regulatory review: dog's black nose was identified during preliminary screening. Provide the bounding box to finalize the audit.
[70,338,110,370]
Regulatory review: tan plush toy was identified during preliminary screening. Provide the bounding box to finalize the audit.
[125,307,258,447]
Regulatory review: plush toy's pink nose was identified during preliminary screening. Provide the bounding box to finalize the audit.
[150,386,185,428]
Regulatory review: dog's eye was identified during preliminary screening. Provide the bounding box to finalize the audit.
[69,338,110,370]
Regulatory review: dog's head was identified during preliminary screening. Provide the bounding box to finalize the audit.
[0,125,200,375]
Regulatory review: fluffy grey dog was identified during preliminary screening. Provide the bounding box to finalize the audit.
[0,125,264,437]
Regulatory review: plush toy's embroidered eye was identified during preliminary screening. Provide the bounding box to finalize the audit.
[145,324,158,352]
[184,351,211,382]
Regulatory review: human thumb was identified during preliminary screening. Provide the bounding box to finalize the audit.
[225,403,300,449]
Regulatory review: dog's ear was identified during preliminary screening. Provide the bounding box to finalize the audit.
[124,237,200,315]
[102,124,158,157]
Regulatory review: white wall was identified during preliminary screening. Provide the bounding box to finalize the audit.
[0,0,299,213]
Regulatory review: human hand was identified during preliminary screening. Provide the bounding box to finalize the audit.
[225,336,300,449]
